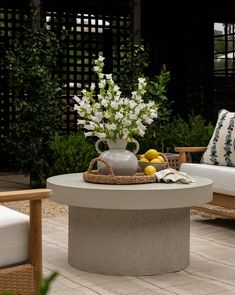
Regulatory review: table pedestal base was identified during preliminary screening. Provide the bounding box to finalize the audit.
[68,207,190,275]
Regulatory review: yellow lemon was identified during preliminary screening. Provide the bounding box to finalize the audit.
[139,157,149,163]
[144,165,157,175]
[151,158,161,163]
[144,149,159,160]
[139,154,146,160]
[157,155,165,163]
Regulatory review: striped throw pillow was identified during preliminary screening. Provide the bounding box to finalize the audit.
[201,109,235,166]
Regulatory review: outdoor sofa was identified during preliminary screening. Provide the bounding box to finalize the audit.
[175,109,235,219]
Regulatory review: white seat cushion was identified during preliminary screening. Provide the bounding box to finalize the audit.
[180,163,235,196]
[0,205,29,268]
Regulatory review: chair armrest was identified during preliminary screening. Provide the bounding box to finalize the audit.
[174,147,207,163]
[0,188,52,291]
[0,189,52,202]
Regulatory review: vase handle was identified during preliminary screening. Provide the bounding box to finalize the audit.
[129,138,139,155]
[95,138,106,154]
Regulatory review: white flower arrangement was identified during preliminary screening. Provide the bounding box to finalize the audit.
[73,56,158,141]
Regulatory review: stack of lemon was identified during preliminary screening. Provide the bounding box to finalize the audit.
[138,149,166,175]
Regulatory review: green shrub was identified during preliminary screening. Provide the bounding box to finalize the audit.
[5,11,63,187]
[49,132,97,175]
[137,114,214,162]
[162,114,214,150]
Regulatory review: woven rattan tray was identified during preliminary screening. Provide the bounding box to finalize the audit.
[83,157,157,185]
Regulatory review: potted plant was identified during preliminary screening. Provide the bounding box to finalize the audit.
[73,56,158,176]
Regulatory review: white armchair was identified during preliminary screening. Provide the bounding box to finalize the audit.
[0,189,52,295]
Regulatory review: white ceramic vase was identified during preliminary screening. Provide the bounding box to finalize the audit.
[95,138,139,176]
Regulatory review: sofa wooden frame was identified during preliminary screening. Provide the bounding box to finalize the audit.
[175,147,235,219]
[0,189,52,295]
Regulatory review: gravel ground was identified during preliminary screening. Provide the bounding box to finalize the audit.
[0,173,68,218]
[4,199,68,218]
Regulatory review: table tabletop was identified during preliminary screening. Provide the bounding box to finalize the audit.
[47,173,213,210]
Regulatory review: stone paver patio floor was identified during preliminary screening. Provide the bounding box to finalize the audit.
[43,215,235,295]
[2,174,235,294]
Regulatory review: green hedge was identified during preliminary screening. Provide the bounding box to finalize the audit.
[137,114,214,162]
[49,132,97,176]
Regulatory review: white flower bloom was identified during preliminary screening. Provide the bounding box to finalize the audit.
[73,55,159,140]
[97,94,104,100]
[129,100,137,108]
[104,111,111,119]
[133,94,142,101]
[123,98,129,105]
[98,80,106,89]
[123,129,129,138]
[80,102,91,111]
[138,103,146,110]
[95,112,103,122]
[129,114,137,120]
[134,106,141,115]
[147,101,154,107]
[94,102,100,109]
[101,98,108,107]
[94,132,106,138]
[98,56,105,62]
[115,90,122,98]
[143,115,153,124]
[73,105,80,112]
[111,101,118,109]
[84,124,95,130]
[113,85,119,92]
[93,66,99,72]
[90,83,95,91]
[138,129,145,136]
[122,118,131,126]
[77,119,86,125]
[106,123,116,130]
[138,77,145,84]
[106,74,112,80]
[115,112,123,120]
[73,95,80,103]
[150,111,158,119]
[84,131,93,137]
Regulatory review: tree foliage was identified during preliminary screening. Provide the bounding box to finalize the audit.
[5,11,63,186]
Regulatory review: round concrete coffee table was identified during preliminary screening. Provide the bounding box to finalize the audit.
[47,173,212,275]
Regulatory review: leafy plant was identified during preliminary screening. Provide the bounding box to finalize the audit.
[119,43,150,96]
[5,9,63,187]
[119,42,172,143]
[145,65,171,123]
[49,132,97,175]
[138,114,214,162]
[39,272,59,295]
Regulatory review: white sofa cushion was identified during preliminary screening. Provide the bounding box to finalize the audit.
[0,205,29,268]
[180,163,235,196]
[201,109,235,166]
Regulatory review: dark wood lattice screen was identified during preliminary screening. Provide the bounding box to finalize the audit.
[0,6,131,144]
[46,10,131,131]
[0,7,26,143]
